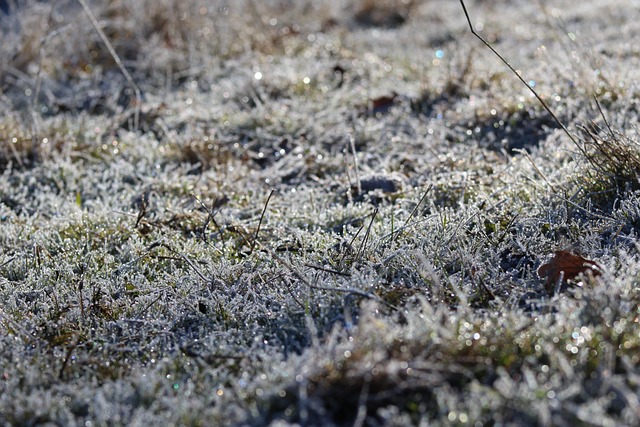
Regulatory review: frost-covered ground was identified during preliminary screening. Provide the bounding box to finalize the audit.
[2,0,640,425]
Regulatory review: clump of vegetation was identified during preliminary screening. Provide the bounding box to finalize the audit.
[577,116,640,207]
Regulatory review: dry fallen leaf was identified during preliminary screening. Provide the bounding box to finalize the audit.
[360,93,399,116]
[537,251,602,295]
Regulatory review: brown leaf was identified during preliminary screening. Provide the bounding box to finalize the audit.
[537,251,602,295]
[371,94,397,111]
[360,93,399,116]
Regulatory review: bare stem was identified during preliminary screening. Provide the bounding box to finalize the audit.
[250,189,275,255]
[458,0,583,153]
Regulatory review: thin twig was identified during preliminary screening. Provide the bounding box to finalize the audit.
[348,222,365,249]
[349,134,362,195]
[576,122,618,179]
[593,95,617,143]
[0,256,15,269]
[250,189,274,255]
[356,208,378,263]
[77,0,141,130]
[77,278,85,319]
[458,0,582,152]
